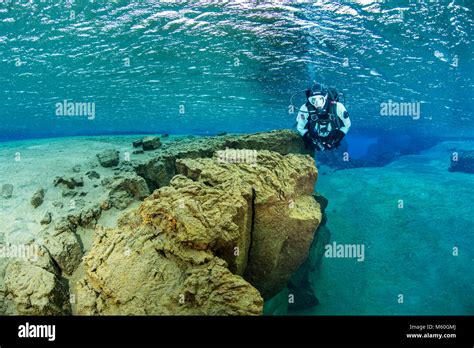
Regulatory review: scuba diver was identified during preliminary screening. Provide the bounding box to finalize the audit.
[295,83,351,151]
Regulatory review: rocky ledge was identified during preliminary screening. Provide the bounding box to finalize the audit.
[1,130,325,316]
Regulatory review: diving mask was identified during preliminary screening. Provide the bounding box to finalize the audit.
[308,94,327,109]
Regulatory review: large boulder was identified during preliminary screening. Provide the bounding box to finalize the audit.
[176,150,322,299]
[41,219,83,276]
[76,175,262,315]
[3,246,71,315]
[264,192,331,314]
[142,136,162,151]
[76,149,321,315]
[96,149,119,168]
[102,173,150,210]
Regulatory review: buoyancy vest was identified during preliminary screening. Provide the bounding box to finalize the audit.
[305,100,343,139]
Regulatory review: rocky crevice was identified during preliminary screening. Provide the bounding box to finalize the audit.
[1,130,321,316]
[246,188,257,279]
[74,150,321,315]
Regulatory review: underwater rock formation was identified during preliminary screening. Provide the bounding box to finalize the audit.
[1,184,13,199]
[133,129,310,191]
[264,193,330,314]
[72,165,81,173]
[175,151,321,298]
[76,149,321,314]
[96,149,120,168]
[42,219,83,276]
[285,194,330,311]
[86,170,100,180]
[132,136,162,151]
[40,212,52,225]
[53,176,84,190]
[3,246,71,315]
[31,188,45,208]
[75,175,262,315]
[101,173,150,210]
[1,130,318,316]
[142,136,162,151]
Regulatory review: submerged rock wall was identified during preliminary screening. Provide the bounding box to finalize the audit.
[133,129,310,190]
[264,194,331,315]
[175,151,321,298]
[76,150,321,314]
[1,130,321,316]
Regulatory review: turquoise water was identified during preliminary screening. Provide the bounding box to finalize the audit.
[1,1,473,315]
[1,0,472,140]
[308,141,474,315]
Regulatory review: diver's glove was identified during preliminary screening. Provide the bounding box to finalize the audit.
[302,132,325,151]
[302,132,314,150]
[329,129,345,148]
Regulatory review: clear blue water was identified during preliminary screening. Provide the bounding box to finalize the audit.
[1,0,472,141]
[0,0,473,315]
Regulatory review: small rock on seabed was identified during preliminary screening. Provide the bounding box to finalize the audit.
[96,149,120,167]
[31,188,45,208]
[1,183,13,198]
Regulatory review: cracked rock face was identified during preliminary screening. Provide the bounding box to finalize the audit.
[3,246,71,315]
[76,175,262,315]
[1,130,318,316]
[76,150,321,315]
[176,151,322,299]
[133,129,310,190]
[42,220,83,276]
